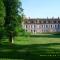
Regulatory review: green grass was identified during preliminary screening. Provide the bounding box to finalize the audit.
[1,34,60,60]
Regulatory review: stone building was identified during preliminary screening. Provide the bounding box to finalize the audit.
[22,17,60,33]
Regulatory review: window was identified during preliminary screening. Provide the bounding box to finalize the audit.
[26,20,30,23]
[39,25,41,28]
[34,25,35,29]
[44,25,45,28]
[54,21,56,23]
[34,30,35,32]
[31,21,34,23]
[26,25,27,28]
[46,25,48,28]
[34,25,36,28]
[48,21,50,23]
[31,30,33,32]
[51,25,52,28]
[58,21,60,23]
[36,20,37,23]
[37,20,39,23]
[55,25,56,28]
[39,21,41,23]
[25,21,28,23]
[44,21,46,23]
[34,20,37,23]
[42,25,43,27]
[58,24,59,29]
[28,21,30,23]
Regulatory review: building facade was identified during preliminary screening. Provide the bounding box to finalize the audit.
[22,18,60,33]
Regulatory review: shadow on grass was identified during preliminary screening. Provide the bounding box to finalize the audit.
[0,43,60,60]
[30,34,60,38]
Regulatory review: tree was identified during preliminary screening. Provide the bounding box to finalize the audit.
[0,0,5,44]
[3,0,23,44]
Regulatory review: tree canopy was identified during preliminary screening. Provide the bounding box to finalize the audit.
[0,0,5,40]
[2,0,23,43]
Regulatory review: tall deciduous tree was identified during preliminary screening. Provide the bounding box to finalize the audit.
[3,0,23,44]
[0,0,5,43]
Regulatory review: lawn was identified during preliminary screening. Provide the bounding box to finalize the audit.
[0,34,60,60]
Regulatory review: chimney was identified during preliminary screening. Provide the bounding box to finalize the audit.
[52,16,54,19]
[47,17,48,19]
[29,17,30,20]
[58,17,59,19]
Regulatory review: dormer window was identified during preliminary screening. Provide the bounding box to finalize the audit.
[31,21,34,23]
[39,21,41,23]
[58,21,60,23]
[48,21,50,23]
[44,21,46,23]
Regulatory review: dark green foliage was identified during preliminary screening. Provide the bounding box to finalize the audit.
[0,0,5,40]
[0,0,23,44]
[3,0,23,35]
[3,0,23,43]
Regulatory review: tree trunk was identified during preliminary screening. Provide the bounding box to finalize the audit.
[9,31,14,44]
[9,36,13,44]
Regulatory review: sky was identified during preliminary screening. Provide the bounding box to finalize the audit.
[22,0,60,18]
